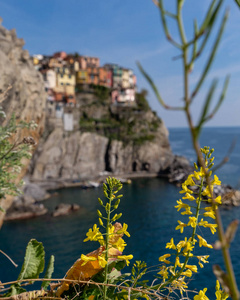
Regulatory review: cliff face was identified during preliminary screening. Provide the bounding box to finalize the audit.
[0,21,46,223]
[0,19,46,134]
[30,92,174,182]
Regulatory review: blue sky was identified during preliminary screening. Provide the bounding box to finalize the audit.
[1,0,240,128]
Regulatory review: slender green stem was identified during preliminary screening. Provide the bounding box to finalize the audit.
[158,176,204,291]
[103,187,113,300]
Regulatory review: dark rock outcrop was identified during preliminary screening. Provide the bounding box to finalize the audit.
[52,203,80,217]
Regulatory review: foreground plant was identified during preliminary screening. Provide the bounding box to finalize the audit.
[139,0,239,298]
[1,164,231,299]
[55,177,134,299]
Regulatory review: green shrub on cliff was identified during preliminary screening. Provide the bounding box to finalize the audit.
[0,108,37,211]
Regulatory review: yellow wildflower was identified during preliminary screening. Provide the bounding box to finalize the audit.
[181,207,193,215]
[197,255,209,268]
[182,193,195,201]
[214,195,222,204]
[211,175,221,186]
[117,254,133,266]
[117,223,130,237]
[194,171,200,180]
[84,224,103,242]
[186,264,198,273]
[175,199,189,211]
[202,185,213,198]
[187,216,197,228]
[198,218,208,227]
[203,210,216,219]
[183,240,194,253]
[194,288,209,300]
[166,238,176,250]
[176,239,187,252]
[175,220,187,233]
[175,257,183,268]
[158,266,169,280]
[198,167,206,177]
[171,277,188,295]
[185,174,195,186]
[159,253,171,264]
[97,255,107,268]
[179,183,193,194]
[80,254,97,266]
[112,237,126,252]
[215,280,229,300]
[204,222,218,234]
[197,234,213,248]
[182,269,192,277]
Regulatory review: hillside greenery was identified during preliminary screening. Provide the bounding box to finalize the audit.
[78,89,161,145]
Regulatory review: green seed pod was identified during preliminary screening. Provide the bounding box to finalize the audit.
[194,162,198,170]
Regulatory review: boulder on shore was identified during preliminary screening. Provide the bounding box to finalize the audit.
[52,203,80,217]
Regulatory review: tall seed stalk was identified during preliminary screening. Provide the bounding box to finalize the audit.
[138,0,239,298]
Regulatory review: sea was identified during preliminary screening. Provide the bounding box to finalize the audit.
[1,127,240,299]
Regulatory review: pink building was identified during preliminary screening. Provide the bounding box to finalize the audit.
[53,51,67,60]
[78,56,100,70]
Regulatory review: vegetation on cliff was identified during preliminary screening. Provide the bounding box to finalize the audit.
[78,89,162,146]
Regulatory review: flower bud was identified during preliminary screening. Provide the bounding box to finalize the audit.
[105,203,110,212]
[98,198,103,206]
[99,218,103,226]
[114,199,121,209]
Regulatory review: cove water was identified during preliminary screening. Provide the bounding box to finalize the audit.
[1,127,240,298]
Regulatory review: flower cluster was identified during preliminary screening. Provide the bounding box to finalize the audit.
[81,177,133,270]
[194,280,229,300]
[158,147,226,297]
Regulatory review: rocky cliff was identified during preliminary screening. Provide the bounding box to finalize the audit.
[29,90,175,183]
[0,21,46,224]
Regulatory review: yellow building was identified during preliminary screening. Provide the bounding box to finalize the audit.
[122,68,131,89]
[76,70,89,84]
[55,67,76,95]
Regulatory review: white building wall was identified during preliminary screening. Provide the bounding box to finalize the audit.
[63,113,74,131]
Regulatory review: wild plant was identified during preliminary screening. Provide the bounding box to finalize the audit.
[1,167,231,299]
[138,0,239,298]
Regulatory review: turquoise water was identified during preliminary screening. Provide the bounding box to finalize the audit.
[1,127,240,298]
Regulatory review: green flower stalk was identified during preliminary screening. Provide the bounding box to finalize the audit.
[83,177,133,299]
[154,148,225,298]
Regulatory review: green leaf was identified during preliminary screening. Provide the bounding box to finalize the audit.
[18,239,45,281]
[234,0,240,8]
[5,285,26,297]
[41,255,55,290]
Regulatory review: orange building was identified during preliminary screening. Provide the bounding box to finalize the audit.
[87,67,99,85]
